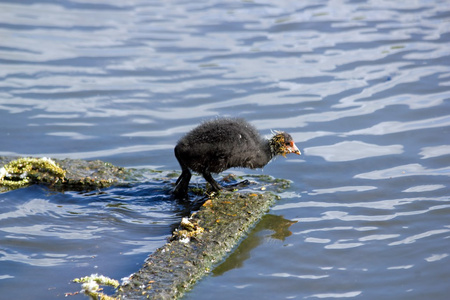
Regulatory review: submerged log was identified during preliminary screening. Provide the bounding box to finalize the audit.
[116,190,282,300]
[0,156,290,299]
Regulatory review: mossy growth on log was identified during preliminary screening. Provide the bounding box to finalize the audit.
[0,156,129,192]
[68,274,120,300]
[0,157,66,189]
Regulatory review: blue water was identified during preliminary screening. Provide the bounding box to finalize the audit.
[1,0,450,299]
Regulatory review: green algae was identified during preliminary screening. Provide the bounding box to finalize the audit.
[0,156,130,192]
[0,157,65,189]
[71,274,120,300]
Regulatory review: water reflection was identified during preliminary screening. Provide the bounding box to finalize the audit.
[213,214,297,276]
[306,141,403,162]
[355,163,450,179]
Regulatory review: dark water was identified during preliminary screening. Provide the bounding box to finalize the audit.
[1,0,450,299]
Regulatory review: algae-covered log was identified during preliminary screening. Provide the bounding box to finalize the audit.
[117,189,283,299]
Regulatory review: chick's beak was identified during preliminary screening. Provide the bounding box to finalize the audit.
[288,142,301,155]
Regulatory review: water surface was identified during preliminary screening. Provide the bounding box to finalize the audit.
[1,0,449,299]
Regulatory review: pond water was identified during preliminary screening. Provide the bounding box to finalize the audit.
[1,0,449,299]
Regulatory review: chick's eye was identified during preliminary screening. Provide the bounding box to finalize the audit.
[285,142,291,146]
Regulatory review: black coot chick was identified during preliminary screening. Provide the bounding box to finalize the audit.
[173,118,300,198]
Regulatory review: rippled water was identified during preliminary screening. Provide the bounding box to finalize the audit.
[1,0,449,299]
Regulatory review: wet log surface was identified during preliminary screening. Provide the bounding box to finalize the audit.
[116,190,282,300]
